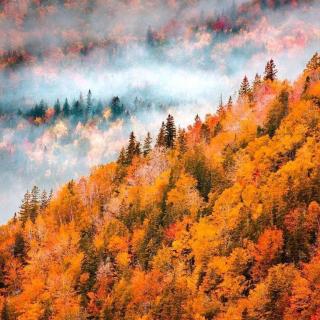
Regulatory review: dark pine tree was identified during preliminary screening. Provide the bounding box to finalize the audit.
[146,26,155,47]
[253,73,262,92]
[165,114,176,149]
[264,59,278,81]
[177,128,187,154]
[156,122,166,148]
[239,75,251,97]
[72,100,82,117]
[19,191,31,225]
[110,96,124,118]
[143,132,152,157]
[30,186,40,223]
[126,132,137,165]
[135,142,142,156]
[217,95,226,118]
[13,232,26,262]
[227,96,233,111]
[63,98,70,117]
[117,147,127,166]
[48,189,53,203]
[54,99,61,117]
[86,89,92,118]
[40,190,48,210]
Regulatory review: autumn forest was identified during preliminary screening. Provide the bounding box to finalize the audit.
[1,0,320,319]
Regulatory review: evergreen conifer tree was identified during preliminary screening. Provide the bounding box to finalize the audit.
[253,73,262,91]
[305,52,320,72]
[239,75,251,97]
[54,99,61,116]
[143,132,152,156]
[165,114,176,149]
[177,128,187,154]
[40,190,48,210]
[126,132,137,165]
[117,147,127,166]
[86,89,92,118]
[135,141,141,156]
[13,232,26,262]
[264,59,278,81]
[156,122,166,148]
[19,191,31,225]
[30,186,40,223]
[63,98,70,117]
[227,96,233,111]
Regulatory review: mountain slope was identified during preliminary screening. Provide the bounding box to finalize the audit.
[1,54,320,319]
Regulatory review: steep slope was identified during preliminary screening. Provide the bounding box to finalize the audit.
[0,54,320,319]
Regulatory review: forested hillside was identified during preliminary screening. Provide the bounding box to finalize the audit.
[0,54,320,319]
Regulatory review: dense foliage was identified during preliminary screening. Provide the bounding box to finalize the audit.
[1,55,320,319]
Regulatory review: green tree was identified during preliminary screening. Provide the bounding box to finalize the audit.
[264,89,289,137]
[86,89,92,118]
[40,190,48,210]
[30,186,40,223]
[117,147,127,166]
[54,99,61,116]
[239,75,251,97]
[134,141,141,156]
[143,132,152,156]
[156,122,166,148]
[19,191,31,225]
[126,132,137,165]
[63,98,70,117]
[13,232,26,262]
[217,95,226,118]
[253,73,262,91]
[177,128,187,154]
[165,114,176,149]
[227,96,233,110]
[264,59,278,81]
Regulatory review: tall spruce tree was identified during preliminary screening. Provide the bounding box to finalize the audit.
[19,191,31,225]
[30,186,40,223]
[126,132,137,165]
[194,114,201,124]
[117,147,127,166]
[239,75,251,97]
[253,73,262,91]
[177,128,187,154]
[156,122,166,148]
[143,132,152,156]
[54,99,61,116]
[165,114,176,149]
[40,190,48,210]
[13,232,26,262]
[135,142,141,156]
[86,89,92,118]
[264,59,278,81]
[48,189,53,203]
[227,96,233,111]
[217,95,226,118]
[63,98,70,117]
